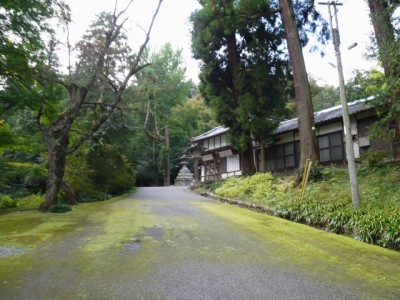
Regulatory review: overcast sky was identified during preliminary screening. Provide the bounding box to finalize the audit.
[63,0,379,86]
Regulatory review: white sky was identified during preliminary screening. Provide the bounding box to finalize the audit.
[63,0,378,87]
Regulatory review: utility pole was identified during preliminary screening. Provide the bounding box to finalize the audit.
[318,1,361,209]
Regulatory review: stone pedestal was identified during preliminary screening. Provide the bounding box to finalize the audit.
[174,161,194,186]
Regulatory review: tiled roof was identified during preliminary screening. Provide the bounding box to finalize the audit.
[273,97,375,134]
[191,125,229,142]
[191,97,376,140]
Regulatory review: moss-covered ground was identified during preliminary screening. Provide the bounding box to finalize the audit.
[201,163,400,250]
[1,188,399,299]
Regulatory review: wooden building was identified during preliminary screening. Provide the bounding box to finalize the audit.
[191,126,241,181]
[191,98,398,181]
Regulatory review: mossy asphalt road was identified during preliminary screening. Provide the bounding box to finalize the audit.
[1,186,399,299]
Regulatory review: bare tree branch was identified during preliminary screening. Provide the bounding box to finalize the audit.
[66,0,163,155]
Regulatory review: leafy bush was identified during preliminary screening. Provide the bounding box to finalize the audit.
[0,194,17,209]
[215,173,286,202]
[24,166,47,193]
[50,203,72,213]
[360,150,392,170]
[0,162,47,196]
[308,164,330,182]
[86,147,136,195]
[200,180,225,192]
[274,197,400,250]
[351,208,400,249]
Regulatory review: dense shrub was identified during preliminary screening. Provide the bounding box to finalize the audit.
[351,208,400,249]
[0,194,17,209]
[86,146,136,195]
[0,162,46,196]
[65,151,130,203]
[24,166,47,193]
[200,180,225,192]
[215,173,289,202]
[308,164,330,182]
[360,150,392,170]
[274,198,400,250]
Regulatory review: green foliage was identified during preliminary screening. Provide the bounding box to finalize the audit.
[24,166,47,192]
[50,203,72,213]
[78,192,112,203]
[359,150,392,170]
[127,44,193,185]
[0,120,14,149]
[64,141,135,201]
[16,194,44,209]
[215,173,288,202]
[191,0,290,151]
[0,0,70,81]
[0,162,47,196]
[351,208,400,249]
[274,195,400,251]
[308,163,330,182]
[309,77,339,111]
[86,142,136,195]
[345,69,386,102]
[0,194,17,209]
[200,180,225,193]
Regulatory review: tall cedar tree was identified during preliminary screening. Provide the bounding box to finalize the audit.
[367,0,400,136]
[191,0,329,173]
[279,0,320,167]
[191,0,290,174]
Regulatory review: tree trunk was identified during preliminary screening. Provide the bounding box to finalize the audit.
[40,133,69,211]
[220,0,240,106]
[367,0,396,78]
[260,141,267,172]
[61,180,78,205]
[367,0,400,138]
[279,0,319,168]
[240,143,256,176]
[163,126,170,186]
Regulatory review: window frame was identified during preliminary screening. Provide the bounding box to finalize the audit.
[265,141,300,171]
[318,131,344,163]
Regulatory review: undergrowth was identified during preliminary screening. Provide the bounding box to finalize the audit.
[200,163,400,251]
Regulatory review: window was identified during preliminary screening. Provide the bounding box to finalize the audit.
[221,157,227,173]
[203,139,209,149]
[221,134,227,147]
[227,155,240,172]
[266,141,300,171]
[209,138,215,150]
[215,136,221,148]
[318,131,344,162]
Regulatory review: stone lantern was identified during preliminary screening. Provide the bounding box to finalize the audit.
[174,158,193,186]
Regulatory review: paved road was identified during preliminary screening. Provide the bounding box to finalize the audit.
[1,187,400,299]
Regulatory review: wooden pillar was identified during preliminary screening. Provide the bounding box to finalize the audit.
[194,158,200,186]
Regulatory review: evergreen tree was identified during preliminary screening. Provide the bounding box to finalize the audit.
[191,0,290,174]
[279,0,329,167]
[367,0,400,138]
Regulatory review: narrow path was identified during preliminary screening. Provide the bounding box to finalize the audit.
[1,187,399,299]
